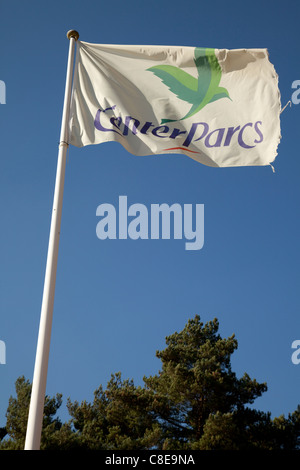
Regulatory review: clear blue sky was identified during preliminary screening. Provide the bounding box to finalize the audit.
[1,0,300,428]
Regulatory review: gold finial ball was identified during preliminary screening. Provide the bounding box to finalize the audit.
[67,30,79,41]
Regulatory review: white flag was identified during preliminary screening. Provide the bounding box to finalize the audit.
[69,41,281,168]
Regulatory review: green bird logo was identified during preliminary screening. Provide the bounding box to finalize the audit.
[147,47,231,124]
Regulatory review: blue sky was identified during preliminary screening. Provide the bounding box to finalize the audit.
[1,0,300,429]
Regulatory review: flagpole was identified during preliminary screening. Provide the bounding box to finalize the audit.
[24,29,79,451]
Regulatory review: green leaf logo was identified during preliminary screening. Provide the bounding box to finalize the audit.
[147,47,231,124]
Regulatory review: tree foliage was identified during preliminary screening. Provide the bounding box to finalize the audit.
[1,316,299,450]
[0,376,74,450]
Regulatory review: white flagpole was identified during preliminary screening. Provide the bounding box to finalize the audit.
[24,29,79,451]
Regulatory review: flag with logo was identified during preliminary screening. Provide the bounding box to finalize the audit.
[69,41,281,168]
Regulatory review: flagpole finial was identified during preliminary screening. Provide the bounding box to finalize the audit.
[67,30,79,41]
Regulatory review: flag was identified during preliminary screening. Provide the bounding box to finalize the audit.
[69,41,281,168]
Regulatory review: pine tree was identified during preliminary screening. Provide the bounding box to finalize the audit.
[0,376,71,450]
[67,372,162,450]
[143,315,267,448]
[1,316,299,450]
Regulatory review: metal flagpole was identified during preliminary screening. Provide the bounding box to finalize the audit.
[24,29,79,450]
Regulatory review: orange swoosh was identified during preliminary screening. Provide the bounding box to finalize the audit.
[163,147,202,154]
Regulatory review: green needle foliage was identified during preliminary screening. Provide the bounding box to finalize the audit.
[1,315,299,450]
[143,316,268,448]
